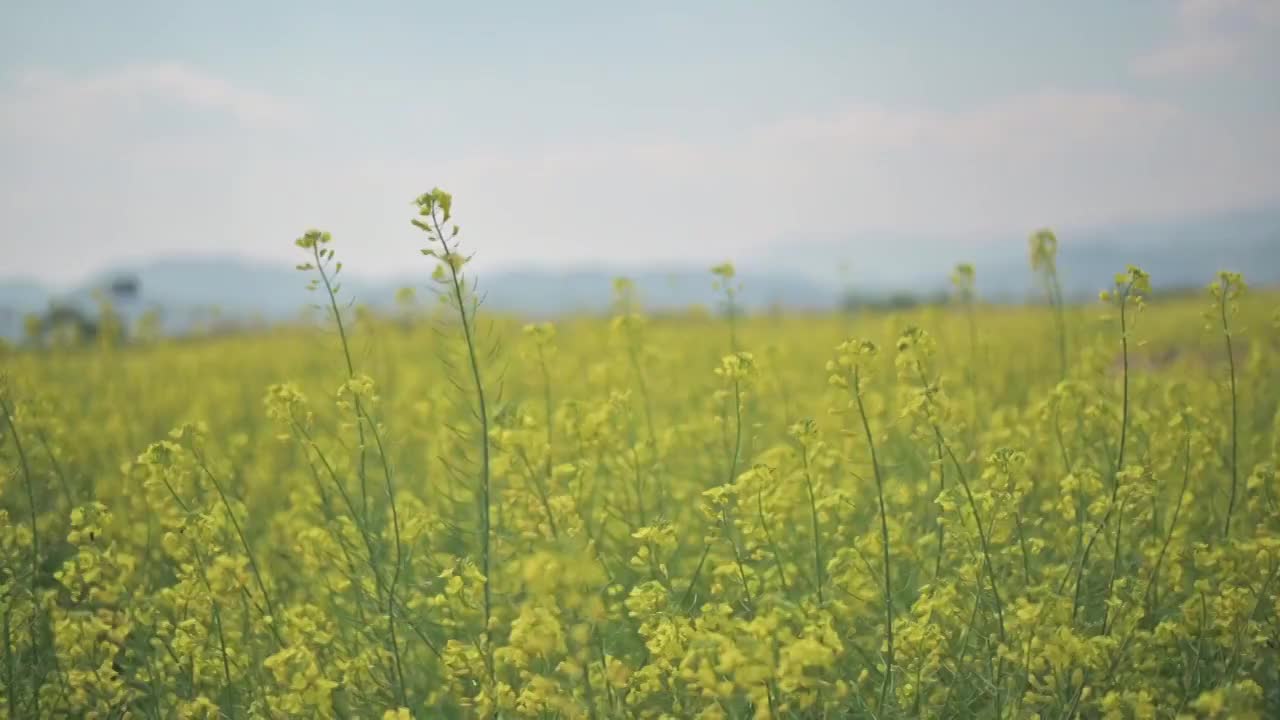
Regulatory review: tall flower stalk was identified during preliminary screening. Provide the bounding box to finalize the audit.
[1091,265,1149,634]
[828,339,895,709]
[294,230,409,704]
[412,188,495,680]
[1208,271,1245,537]
[1030,229,1068,380]
[950,262,979,384]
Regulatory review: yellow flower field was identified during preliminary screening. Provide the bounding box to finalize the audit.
[2,192,1279,718]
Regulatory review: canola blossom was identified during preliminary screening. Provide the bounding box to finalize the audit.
[2,194,1279,718]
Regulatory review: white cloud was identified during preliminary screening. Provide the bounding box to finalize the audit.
[1,63,301,140]
[1133,0,1280,77]
[423,90,1276,266]
[1,65,1277,286]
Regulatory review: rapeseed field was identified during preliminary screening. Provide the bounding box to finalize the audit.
[2,191,1278,718]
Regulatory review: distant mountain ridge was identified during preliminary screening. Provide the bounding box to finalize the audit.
[0,261,841,339]
[767,204,1280,300]
[2,205,1277,339]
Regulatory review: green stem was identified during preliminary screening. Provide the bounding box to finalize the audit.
[0,390,42,718]
[1220,292,1239,537]
[303,243,408,693]
[727,378,743,486]
[755,487,789,594]
[358,409,409,706]
[851,366,895,710]
[190,447,284,649]
[1148,424,1192,617]
[4,604,16,719]
[913,362,1007,642]
[430,208,494,682]
[799,440,824,603]
[1102,282,1134,632]
[1051,273,1068,381]
[312,244,372,530]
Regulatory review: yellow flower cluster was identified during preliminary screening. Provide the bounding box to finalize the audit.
[3,224,1279,719]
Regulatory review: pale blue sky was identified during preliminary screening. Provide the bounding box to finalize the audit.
[3,1,1278,285]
